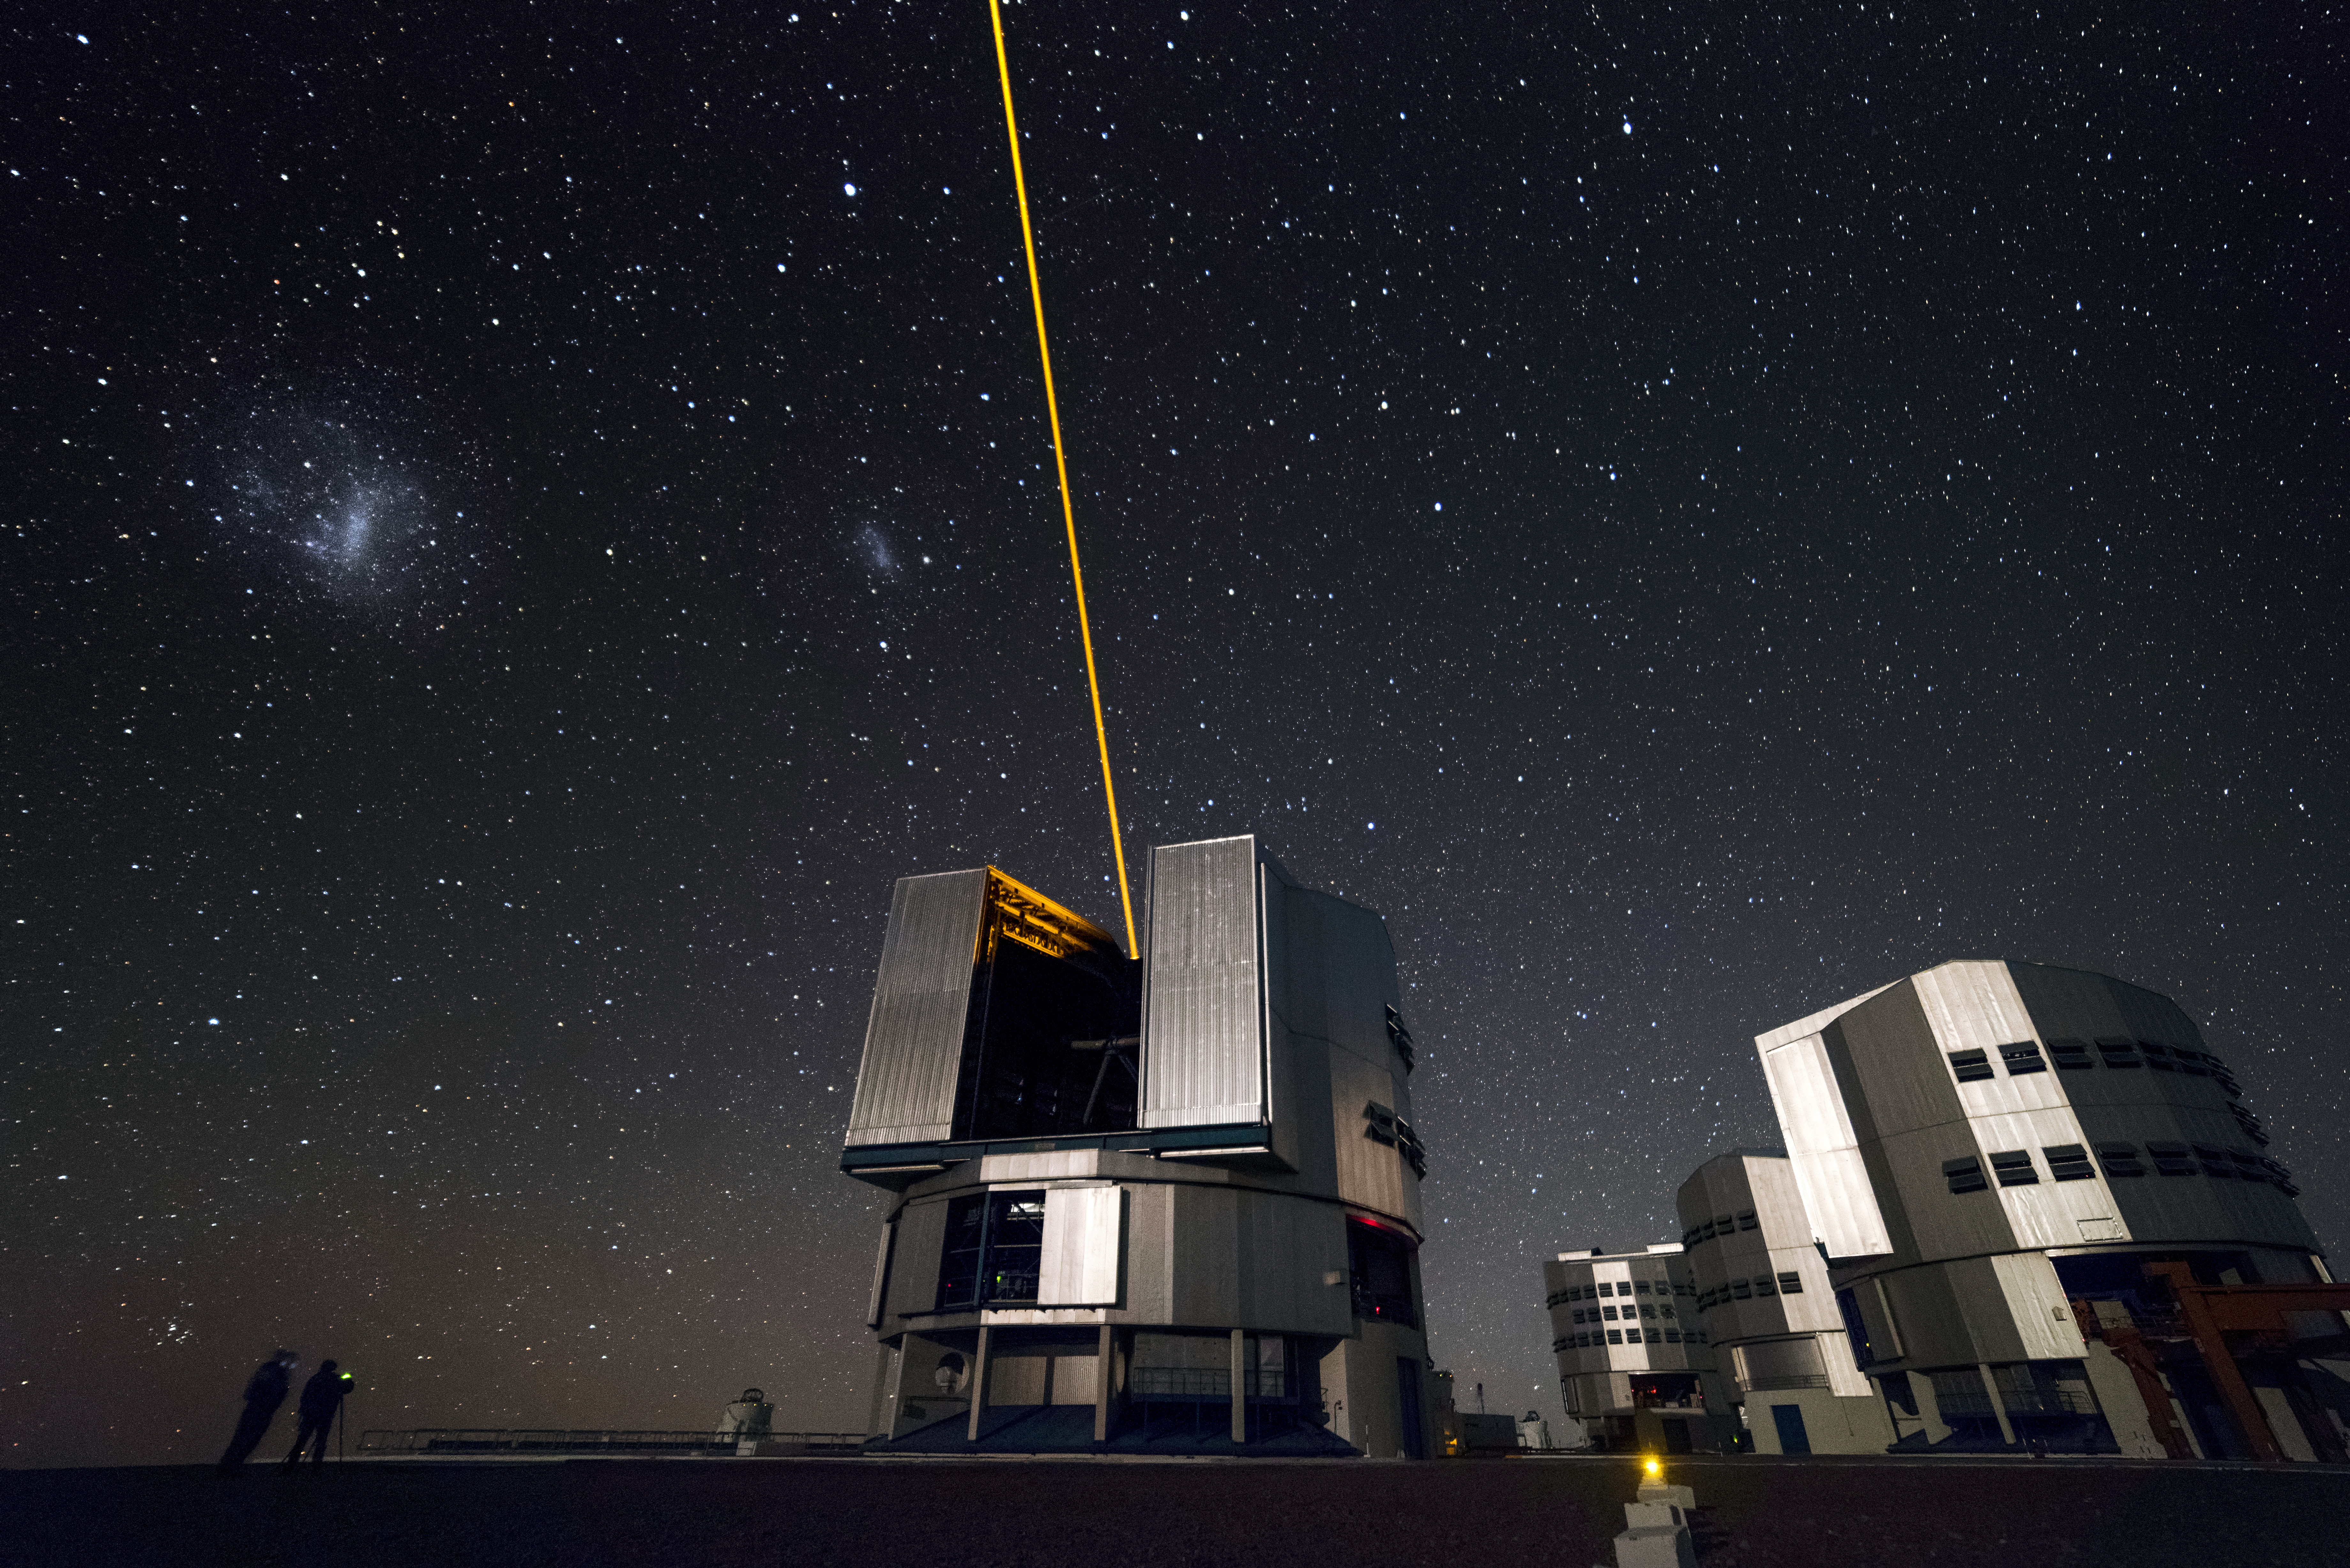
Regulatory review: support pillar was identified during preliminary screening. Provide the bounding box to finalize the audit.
[967,1324,993,1443]
[1231,1329,1248,1444]
[1093,1324,1115,1444]
[2146,1262,2286,1463]
[1977,1364,2017,1447]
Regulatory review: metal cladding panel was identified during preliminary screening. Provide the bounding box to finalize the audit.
[1037,1185,1122,1306]
[1747,1157,1846,1336]
[1990,1251,2087,1362]
[1156,1184,1352,1334]
[883,1198,950,1324]
[1756,1032,1892,1258]
[1122,1181,1176,1323]
[1330,1048,1412,1225]
[1818,1328,1872,1397]
[866,1220,895,1328]
[844,869,987,1147]
[1911,961,2130,1251]
[1142,837,1268,1128]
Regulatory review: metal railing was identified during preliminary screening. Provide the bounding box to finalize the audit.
[1932,1389,2097,1420]
[356,1429,866,1456]
[1127,1367,1286,1400]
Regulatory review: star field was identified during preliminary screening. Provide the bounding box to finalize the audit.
[4,4,2341,1464]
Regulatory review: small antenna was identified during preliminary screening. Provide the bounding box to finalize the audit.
[986,0,1137,956]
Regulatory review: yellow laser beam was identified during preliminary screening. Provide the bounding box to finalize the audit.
[987,0,1137,957]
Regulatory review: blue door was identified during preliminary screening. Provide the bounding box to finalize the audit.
[1771,1404,1811,1455]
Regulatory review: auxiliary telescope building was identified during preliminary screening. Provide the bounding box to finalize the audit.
[840,835,1437,1456]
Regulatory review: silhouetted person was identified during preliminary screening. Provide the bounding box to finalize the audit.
[284,1360,352,1468]
[217,1351,297,1474]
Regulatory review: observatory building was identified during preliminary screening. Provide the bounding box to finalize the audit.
[1753,959,2346,1460]
[1543,1242,1734,1453]
[1675,1150,1895,1454]
[839,835,1438,1456]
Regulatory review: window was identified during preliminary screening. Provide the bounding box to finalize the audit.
[1607,1329,1624,1344]
[2140,1042,2178,1073]
[2095,1036,2141,1068]
[1713,1213,1735,1237]
[2046,1037,2095,1070]
[2232,1104,2270,1145]
[1989,1150,2039,1187]
[2043,1144,2096,1182]
[1603,1305,1619,1320]
[1659,1304,1676,1319]
[2192,1145,2235,1178]
[1599,1281,1616,1297]
[1752,1275,1777,1297]
[1944,1156,1988,1194]
[936,1190,1047,1310]
[1635,1279,1653,1295]
[1999,1040,2047,1075]
[1776,1272,1804,1295]
[2096,1142,2144,1178]
[2259,1157,2300,1197]
[1731,1280,1752,1300]
[1349,1219,1418,1327]
[1665,1330,1683,1343]
[1948,1048,1994,1083]
[1640,1303,1657,1319]
[2146,1142,2196,1176]
[1737,1210,1760,1231]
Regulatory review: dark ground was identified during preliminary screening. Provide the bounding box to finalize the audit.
[5,1455,2345,1568]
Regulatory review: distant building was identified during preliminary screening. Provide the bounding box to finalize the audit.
[840,836,1440,1456]
[1755,959,2350,1460]
[1543,1244,1735,1452]
[1676,1150,1893,1454]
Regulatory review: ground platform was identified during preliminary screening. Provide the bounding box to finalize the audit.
[4,1452,2343,1567]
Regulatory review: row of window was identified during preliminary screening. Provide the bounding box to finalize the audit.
[1551,1327,1707,1352]
[1696,1272,1804,1312]
[1946,1037,2236,1089]
[1565,1301,1679,1325]
[1544,1278,1693,1309]
[1681,1210,1761,1248]
[1361,1100,1429,1179]
[1942,1142,2296,1195]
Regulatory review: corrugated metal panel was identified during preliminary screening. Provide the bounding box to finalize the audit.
[1141,837,1267,1127]
[844,869,987,1147]
[1036,1185,1122,1305]
[1757,1032,1892,1257]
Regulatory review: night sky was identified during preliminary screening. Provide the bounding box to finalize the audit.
[8,4,2342,1466]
